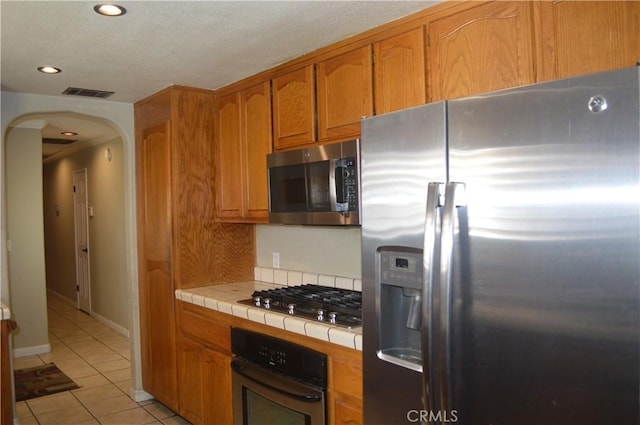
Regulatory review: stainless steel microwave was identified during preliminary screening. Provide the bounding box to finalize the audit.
[267,139,360,226]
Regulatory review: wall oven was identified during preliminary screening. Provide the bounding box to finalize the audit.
[231,328,328,425]
[267,139,360,226]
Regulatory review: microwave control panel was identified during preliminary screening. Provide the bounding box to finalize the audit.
[336,157,358,211]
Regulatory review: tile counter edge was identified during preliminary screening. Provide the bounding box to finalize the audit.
[1,303,10,320]
[175,282,362,351]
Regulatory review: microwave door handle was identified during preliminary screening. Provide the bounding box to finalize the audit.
[329,159,338,212]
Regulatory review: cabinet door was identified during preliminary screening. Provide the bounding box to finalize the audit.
[214,92,243,219]
[428,1,535,101]
[272,65,316,150]
[202,347,233,425]
[242,82,272,221]
[178,339,207,425]
[374,27,426,115]
[334,398,363,425]
[317,45,373,141]
[178,340,233,425]
[539,1,640,81]
[140,122,178,410]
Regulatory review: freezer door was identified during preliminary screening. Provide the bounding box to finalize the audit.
[361,102,447,425]
[446,67,640,424]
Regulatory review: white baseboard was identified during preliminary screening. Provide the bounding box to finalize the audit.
[47,289,130,338]
[90,311,130,338]
[47,289,76,307]
[13,343,51,358]
[133,389,154,402]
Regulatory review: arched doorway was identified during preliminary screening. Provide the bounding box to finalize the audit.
[0,92,148,400]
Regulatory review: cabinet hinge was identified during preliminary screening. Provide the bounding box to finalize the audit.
[76,285,79,292]
[73,185,76,193]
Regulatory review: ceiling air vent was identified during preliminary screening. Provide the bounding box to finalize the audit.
[62,87,114,98]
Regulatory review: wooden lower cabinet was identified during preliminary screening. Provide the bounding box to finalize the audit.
[331,354,363,425]
[176,301,362,425]
[177,302,233,425]
[178,339,232,425]
[334,397,363,425]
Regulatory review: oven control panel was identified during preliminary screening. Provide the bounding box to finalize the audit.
[231,327,328,389]
[258,344,287,367]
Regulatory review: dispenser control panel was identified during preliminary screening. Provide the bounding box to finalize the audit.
[380,249,423,289]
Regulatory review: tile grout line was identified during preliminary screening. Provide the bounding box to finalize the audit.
[16,297,182,424]
[56,300,178,423]
[36,302,138,424]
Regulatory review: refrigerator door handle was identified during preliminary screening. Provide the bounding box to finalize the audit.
[438,182,466,417]
[422,182,445,422]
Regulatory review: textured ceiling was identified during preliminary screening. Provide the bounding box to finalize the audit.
[2,1,437,159]
[1,1,437,104]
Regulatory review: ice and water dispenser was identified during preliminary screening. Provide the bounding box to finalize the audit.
[377,247,424,372]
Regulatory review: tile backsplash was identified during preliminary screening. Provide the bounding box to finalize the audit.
[254,266,362,292]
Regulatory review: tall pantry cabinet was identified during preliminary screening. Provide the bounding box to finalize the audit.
[135,86,255,411]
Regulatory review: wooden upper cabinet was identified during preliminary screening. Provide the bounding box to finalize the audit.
[214,82,271,222]
[272,65,316,150]
[241,82,272,220]
[374,27,427,115]
[537,1,640,82]
[317,45,374,142]
[428,1,535,101]
[214,92,243,219]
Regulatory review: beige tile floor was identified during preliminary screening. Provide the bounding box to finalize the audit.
[13,294,190,425]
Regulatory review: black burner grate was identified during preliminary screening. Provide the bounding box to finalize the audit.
[241,284,362,328]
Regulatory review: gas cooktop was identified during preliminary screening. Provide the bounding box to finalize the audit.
[239,284,362,329]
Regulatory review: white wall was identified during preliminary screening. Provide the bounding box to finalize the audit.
[43,138,128,331]
[256,224,362,278]
[5,125,49,351]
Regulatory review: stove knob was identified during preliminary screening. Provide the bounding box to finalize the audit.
[328,312,338,324]
[317,309,325,321]
[253,296,262,307]
[287,303,296,315]
[263,298,272,309]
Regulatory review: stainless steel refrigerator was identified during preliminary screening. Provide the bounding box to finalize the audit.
[361,67,639,425]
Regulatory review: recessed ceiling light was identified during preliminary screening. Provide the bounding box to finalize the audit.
[61,131,78,136]
[37,66,62,74]
[94,3,126,16]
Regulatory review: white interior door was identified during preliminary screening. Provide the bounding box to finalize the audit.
[73,169,91,313]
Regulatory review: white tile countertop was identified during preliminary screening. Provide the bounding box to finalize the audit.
[175,281,363,351]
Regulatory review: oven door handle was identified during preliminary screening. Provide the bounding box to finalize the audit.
[231,359,324,402]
